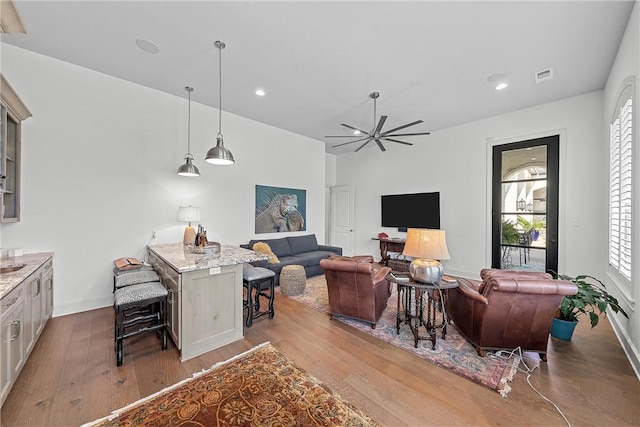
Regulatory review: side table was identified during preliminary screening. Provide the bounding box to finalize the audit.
[387,274,458,349]
[280,265,306,296]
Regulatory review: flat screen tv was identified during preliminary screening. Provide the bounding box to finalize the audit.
[381,192,440,231]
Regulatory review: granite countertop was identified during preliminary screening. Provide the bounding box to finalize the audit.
[0,252,54,299]
[148,243,268,273]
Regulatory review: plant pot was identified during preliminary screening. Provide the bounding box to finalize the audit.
[532,229,540,241]
[550,317,578,341]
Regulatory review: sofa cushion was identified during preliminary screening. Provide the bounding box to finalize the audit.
[252,242,280,264]
[249,237,292,258]
[288,234,319,254]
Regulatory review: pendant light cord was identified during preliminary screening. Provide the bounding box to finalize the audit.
[187,87,192,154]
[218,43,223,137]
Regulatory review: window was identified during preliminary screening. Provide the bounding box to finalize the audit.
[609,76,634,285]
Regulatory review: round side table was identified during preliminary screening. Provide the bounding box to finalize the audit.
[280,265,306,296]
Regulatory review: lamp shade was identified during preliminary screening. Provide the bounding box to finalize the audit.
[402,228,450,260]
[177,206,201,223]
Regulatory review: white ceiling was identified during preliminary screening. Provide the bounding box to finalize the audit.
[2,1,635,155]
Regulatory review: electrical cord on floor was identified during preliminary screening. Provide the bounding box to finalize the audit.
[487,347,572,427]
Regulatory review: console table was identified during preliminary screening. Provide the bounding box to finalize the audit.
[372,237,405,265]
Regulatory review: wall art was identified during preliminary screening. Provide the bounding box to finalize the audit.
[255,185,306,233]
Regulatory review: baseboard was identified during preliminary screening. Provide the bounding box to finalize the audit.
[608,312,640,380]
[53,295,113,318]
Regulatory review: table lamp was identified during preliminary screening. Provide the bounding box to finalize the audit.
[178,206,201,245]
[402,228,450,283]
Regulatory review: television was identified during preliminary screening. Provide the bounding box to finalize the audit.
[381,192,440,231]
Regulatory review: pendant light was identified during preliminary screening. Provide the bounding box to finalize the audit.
[177,86,200,176]
[205,40,235,165]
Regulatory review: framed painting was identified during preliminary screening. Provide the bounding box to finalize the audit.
[255,185,306,233]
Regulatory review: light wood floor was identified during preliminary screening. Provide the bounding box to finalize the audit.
[1,289,638,427]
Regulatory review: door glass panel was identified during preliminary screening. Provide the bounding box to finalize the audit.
[500,146,547,271]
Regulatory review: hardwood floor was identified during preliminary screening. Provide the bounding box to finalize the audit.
[1,290,638,426]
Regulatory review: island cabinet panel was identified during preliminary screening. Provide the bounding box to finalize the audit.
[181,264,243,361]
[148,251,182,348]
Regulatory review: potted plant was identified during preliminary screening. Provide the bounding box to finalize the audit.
[551,273,628,340]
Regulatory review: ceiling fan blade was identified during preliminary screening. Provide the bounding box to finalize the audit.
[380,120,424,136]
[341,123,371,135]
[331,136,372,148]
[374,115,387,134]
[374,138,387,152]
[382,137,413,146]
[324,135,368,138]
[385,131,431,137]
[355,138,374,152]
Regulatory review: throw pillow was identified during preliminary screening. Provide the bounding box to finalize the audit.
[252,242,280,264]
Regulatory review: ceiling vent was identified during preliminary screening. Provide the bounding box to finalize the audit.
[535,68,554,83]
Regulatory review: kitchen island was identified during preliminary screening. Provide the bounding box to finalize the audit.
[147,243,267,361]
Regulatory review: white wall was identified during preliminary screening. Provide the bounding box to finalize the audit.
[0,45,327,316]
[603,1,639,376]
[336,91,604,281]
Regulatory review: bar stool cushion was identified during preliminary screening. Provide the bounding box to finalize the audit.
[243,267,276,282]
[113,265,155,276]
[114,281,167,307]
[114,270,160,289]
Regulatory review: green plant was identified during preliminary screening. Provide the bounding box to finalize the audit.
[501,219,520,244]
[554,273,628,327]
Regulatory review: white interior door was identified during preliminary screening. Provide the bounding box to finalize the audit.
[330,185,355,256]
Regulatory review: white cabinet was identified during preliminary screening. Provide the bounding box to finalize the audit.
[24,260,51,354]
[0,75,31,223]
[0,285,25,405]
[43,261,53,322]
[1,255,53,406]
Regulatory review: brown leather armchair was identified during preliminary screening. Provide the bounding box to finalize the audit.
[447,269,578,361]
[320,255,392,329]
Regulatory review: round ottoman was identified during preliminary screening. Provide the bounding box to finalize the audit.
[280,265,306,296]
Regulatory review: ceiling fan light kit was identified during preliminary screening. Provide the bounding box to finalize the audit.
[325,91,430,152]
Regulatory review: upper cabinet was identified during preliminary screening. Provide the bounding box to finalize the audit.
[1,75,32,223]
[1,0,26,34]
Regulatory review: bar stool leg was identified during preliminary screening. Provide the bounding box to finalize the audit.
[267,277,275,319]
[245,281,255,327]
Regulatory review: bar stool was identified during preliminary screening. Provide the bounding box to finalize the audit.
[113,269,168,366]
[243,266,276,327]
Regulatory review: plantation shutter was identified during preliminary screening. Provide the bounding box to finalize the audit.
[609,79,633,283]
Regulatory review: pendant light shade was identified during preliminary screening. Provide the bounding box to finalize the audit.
[178,86,200,176]
[205,40,235,165]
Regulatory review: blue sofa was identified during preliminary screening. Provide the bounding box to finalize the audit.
[241,234,342,286]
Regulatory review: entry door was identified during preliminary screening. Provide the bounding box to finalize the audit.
[491,135,559,273]
[330,185,355,256]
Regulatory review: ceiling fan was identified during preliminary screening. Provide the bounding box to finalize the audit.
[325,92,430,152]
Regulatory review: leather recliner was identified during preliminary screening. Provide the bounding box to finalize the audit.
[447,269,578,361]
[320,255,392,329]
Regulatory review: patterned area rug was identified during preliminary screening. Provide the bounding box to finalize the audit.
[279,275,520,396]
[83,342,379,426]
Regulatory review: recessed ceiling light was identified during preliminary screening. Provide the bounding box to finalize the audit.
[255,89,265,96]
[353,130,361,135]
[487,73,508,91]
[136,38,160,54]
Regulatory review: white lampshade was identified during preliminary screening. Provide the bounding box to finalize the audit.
[177,206,201,223]
[402,228,450,260]
[402,228,450,283]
